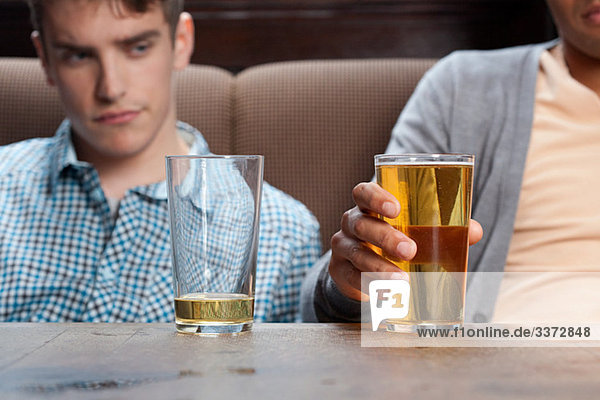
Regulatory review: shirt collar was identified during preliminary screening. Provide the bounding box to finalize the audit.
[48,120,89,191]
[48,119,212,200]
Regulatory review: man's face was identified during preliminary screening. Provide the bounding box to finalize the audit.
[35,0,188,160]
[546,0,600,59]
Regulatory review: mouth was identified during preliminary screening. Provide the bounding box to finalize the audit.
[93,110,140,125]
[582,4,600,25]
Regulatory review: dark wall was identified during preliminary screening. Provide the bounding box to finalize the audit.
[1,0,556,70]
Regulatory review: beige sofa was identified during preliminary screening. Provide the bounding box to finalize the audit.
[0,57,435,249]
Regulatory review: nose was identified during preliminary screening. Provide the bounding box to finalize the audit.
[95,56,125,103]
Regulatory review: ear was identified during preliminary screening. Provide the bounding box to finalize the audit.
[173,12,195,71]
[31,30,55,86]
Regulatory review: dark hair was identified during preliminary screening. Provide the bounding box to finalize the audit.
[27,0,184,39]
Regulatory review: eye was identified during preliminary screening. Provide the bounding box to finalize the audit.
[130,42,151,56]
[64,51,90,64]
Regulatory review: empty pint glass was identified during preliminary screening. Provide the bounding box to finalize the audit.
[166,155,263,334]
[373,154,474,332]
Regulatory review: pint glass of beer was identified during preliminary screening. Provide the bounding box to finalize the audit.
[373,154,474,332]
[166,155,263,335]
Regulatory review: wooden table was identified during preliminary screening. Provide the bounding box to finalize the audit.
[0,323,599,399]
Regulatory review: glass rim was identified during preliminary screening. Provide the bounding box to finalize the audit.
[375,153,474,166]
[166,154,264,161]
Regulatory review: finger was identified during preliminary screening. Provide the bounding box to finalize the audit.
[468,219,483,245]
[329,255,409,302]
[352,182,400,219]
[340,209,416,260]
[332,233,409,273]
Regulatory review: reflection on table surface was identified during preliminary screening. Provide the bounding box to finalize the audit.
[0,323,599,399]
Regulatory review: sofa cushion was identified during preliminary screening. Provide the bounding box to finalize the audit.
[234,59,435,249]
[0,57,63,145]
[175,65,233,155]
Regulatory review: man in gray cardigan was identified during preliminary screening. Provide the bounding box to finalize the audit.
[302,0,600,323]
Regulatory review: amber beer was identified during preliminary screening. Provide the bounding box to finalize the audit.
[374,154,474,332]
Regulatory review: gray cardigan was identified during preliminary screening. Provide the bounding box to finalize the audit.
[301,40,557,323]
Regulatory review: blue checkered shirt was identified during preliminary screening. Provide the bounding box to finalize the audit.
[0,120,321,322]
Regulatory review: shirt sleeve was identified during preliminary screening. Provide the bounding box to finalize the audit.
[266,208,322,322]
[289,220,322,322]
[301,250,362,322]
[256,183,322,322]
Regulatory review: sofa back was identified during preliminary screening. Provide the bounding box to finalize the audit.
[0,57,435,250]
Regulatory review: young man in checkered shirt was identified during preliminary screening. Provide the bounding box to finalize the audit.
[0,0,321,322]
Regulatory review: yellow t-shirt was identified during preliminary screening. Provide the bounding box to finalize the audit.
[492,44,600,323]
